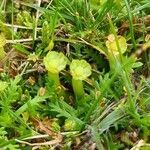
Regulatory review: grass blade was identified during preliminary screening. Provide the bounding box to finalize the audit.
[124,0,136,50]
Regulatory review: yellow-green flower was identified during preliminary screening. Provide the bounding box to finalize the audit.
[106,34,127,55]
[70,60,91,80]
[44,51,68,74]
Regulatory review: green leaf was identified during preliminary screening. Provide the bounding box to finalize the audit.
[132,62,143,68]
[51,100,84,126]
[13,44,30,55]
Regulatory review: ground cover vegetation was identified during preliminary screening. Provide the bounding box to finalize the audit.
[0,0,150,149]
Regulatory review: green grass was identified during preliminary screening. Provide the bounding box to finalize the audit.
[0,0,150,149]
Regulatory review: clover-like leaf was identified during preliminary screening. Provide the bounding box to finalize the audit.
[43,51,68,74]
[70,59,92,80]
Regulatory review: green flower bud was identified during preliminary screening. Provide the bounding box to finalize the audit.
[70,60,91,80]
[44,51,68,74]
[106,34,127,55]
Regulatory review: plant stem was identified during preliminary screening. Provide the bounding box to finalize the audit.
[72,78,84,100]
[107,52,119,71]
[48,72,66,97]
[48,72,60,88]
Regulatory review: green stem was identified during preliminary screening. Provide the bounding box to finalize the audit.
[107,52,119,71]
[72,78,84,100]
[0,47,6,59]
[48,72,60,88]
[48,72,67,98]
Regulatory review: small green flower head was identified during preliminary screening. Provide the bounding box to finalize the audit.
[64,118,78,131]
[44,51,68,74]
[0,33,6,47]
[106,34,127,55]
[0,81,8,92]
[70,59,92,80]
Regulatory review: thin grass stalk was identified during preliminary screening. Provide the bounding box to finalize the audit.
[124,0,136,50]
[11,0,14,41]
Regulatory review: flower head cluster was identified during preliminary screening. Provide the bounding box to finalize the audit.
[44,51,68,74]
[70,59,91,80]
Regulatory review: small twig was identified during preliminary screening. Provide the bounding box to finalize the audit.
[15,138,62,146]
[20,62,29,76]
[22,134,49,140]
[6,38,39,43]
[34,0,42,40]
[4,23,41,30]
[11,0,14,41]
[131,140,150,150]
[78,37,105,55]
